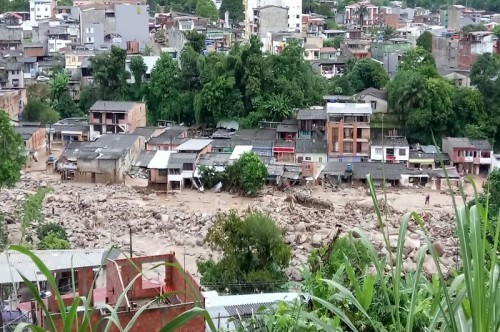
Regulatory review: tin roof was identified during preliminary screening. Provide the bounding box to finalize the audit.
[371,137,409,147]
[296,108,326,120]
[167,152,197,168]
[0,249,121,284]
[148,150,174,169]
[295,139,327,153]
[132,149,156,167]
[176,139,213,151]
[198,153,230,167]
[90,101,142,112]
[326,103,372,115]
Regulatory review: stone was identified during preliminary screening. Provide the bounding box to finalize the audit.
[295,222,306,232]
[290,268,302,281]
[423,254,438,275]
[96,195,107,203]
[431,241,445,257]
[404,236,421,251]
[311,234,323,248]
[196,236,204,246]
[285,234,295,244]
[296,233,307,245]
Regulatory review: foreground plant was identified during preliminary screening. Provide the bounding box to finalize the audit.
[9,245,217,332]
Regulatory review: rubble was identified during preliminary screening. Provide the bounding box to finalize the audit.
[1,178,459,279]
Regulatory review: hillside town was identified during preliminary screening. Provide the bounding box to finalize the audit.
[0,0,499,331]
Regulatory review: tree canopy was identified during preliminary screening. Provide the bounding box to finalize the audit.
[0,111,25,189]
[416,31,432,53]
[219,0,244,23]
[197,210,291,294]
[195,0,217,21]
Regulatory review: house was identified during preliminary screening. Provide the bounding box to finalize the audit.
[14,126,46,151]
[147,150,174,188]
[252,5,288,42]
[341,39,371,59]
[228,128,276,156]
[304,43,321,61]
[146,126,189,151]
[442,137,493,174]
[296,107,327,140]
[457,31,494,70]
[295,139,327,163]
[326,103,372,162]
[408,144,450,170]
[442,70,471,88]
[51,123,90,146]
[89,101,146,140]
[79,3,149,51]
[0,61,25,88]
[369,137,409,164]
[125,56,160,83]
[245,0,302,38]
[273,141,295,163]
[167,152,197,191]
[276,120,298,141]
[197,153,230,173]
[60,134,143,183]
[344,1,379,26]
[132,126,167,148]
[14,252,205,331]
[175,139,212,156]
[29,0,56,22]
[0,89,26,120]
[356,87,388,114]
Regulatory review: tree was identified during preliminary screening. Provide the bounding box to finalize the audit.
[494,26,500,38]
[0,111,25,190]
[50,71,69,103]
[462,24,486,33]
[185,31,206,54]
[20,187,52,244]
[38,233,71,250]
[197,210,291,294]
[90,46,129,100]
[355,3,369,30]
[258,93,293,121]
[382,25,396,41]
[24,99,59,124]
[219,0,244,24]
[147,53,181,124]
[398,46,437,76]
[0,214,8,251]
[79,85,98,113]
[348,59,390,93]
[195,0,217,21]
[227,152,268,195]
[416,31,433,53]
[130,56,147,86]
[54,92,81,119]
[37,222,68,242]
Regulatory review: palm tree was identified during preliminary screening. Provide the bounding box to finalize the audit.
[355,3,369,30]
[382,25,396,41]
[259,94,293,121]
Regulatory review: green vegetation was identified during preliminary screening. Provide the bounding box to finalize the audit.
[197,210,292,294]
[219,0,244,23]
[0,214,8,251]
[0,111,26,190]
[23,99,59,125]
[199,151,268,195]
[195,0,218,21]
[20,187,52,245]
[36,222,70,250]
[416,31,432,53]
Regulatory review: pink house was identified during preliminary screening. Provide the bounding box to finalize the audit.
[344,1,379,27]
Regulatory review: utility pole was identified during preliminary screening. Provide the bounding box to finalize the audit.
[128,225,133,257]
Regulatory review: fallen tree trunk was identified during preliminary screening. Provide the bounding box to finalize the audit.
[286,192,335,211]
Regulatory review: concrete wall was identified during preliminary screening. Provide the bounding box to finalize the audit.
[115,4,149,49]
[432,35,458,70]
[327,122,370,157]
[257,7,288,39]
[128,103,147,132]
[296,153,327,163]
[81,23,105,48]
[359,95,388,114]
[370,146,409,163]
[0,89,24,120]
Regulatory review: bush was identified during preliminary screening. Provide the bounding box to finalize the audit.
[38,233,71,250]
[37,222,68,242]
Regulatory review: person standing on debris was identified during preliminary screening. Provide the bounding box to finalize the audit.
[425,194,430,205]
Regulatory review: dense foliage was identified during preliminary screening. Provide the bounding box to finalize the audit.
[199,152,267,195]
[0,215,8,251]
[0,111,26,190]
[20,187,52,244]
[387,47,495,145]
[197,210,291,294]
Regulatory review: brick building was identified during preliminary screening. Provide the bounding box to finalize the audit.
[41,253,205,331]
[326,103,372,162]
[0,89,26,120]
[89,101,147,140]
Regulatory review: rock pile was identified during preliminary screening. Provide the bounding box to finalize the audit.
[1,179,459,281]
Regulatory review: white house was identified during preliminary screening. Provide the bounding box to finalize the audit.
[30,0,55,22]
[295,139,328,163]
[370,137,409,164]
[245,0,302,38]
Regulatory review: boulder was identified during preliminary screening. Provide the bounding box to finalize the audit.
[295,222,306,232]
[311,234,323,248]
[423,254,438,275]
[96,195,107,203]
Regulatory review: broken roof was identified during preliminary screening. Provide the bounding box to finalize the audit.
[64,134,140,160]
[132,127,165,141]
[352,162,422,181]
[90,101,142,112]
[132,149,156,168]
[147,126,188,145]
[231,128,277,141]
[198,153,230,167]
[148,150,174,169]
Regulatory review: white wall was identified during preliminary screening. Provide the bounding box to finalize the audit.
[246,0,302,37]
[296,153,327,163]
[370,146,409,163]
[30,0,53,22]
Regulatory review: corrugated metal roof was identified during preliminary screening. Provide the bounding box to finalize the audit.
[176,139,213,151]
[276,124,298,133]
[0,249,121,284]
[168,152,197,169]
[295,139,327,154]
[326,103,372,115]
[296,108,326,120]
[148,150,175,169]
[132,149,156,167]
[198,153,230,167]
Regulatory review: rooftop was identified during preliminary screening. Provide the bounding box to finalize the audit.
[326,103,373,115]
[64,134,140,160]
[229,145,253,160]
[176,139,213,152]
[168,152,197,168]
[132,149,156,167]
[276,123,298,133]
[356,87,388,101]
[198,153,231,167]
[371,137,409,147]
[0,249,121,284]
[90,101,142,112]
[231,128,277,141]
[147,126,188,145]
[296,108,326,120]
[295,139,328,153]
[132,127,165,140]
[148,150,174,169]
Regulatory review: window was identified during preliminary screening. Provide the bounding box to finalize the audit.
[296,23,300,27]
[319,157,323,162]
[297,156,303,163]
[399,149,406,156]
[159,169,168,176]
[37,7,40,11]
[370,101,377,110]
[305,157,311,161]
[375,148,383,155]
[343,142,353,153]
[183,163,193,171]
[45,7,48,11]
[386,148,395,156]
[296,15,300,18]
